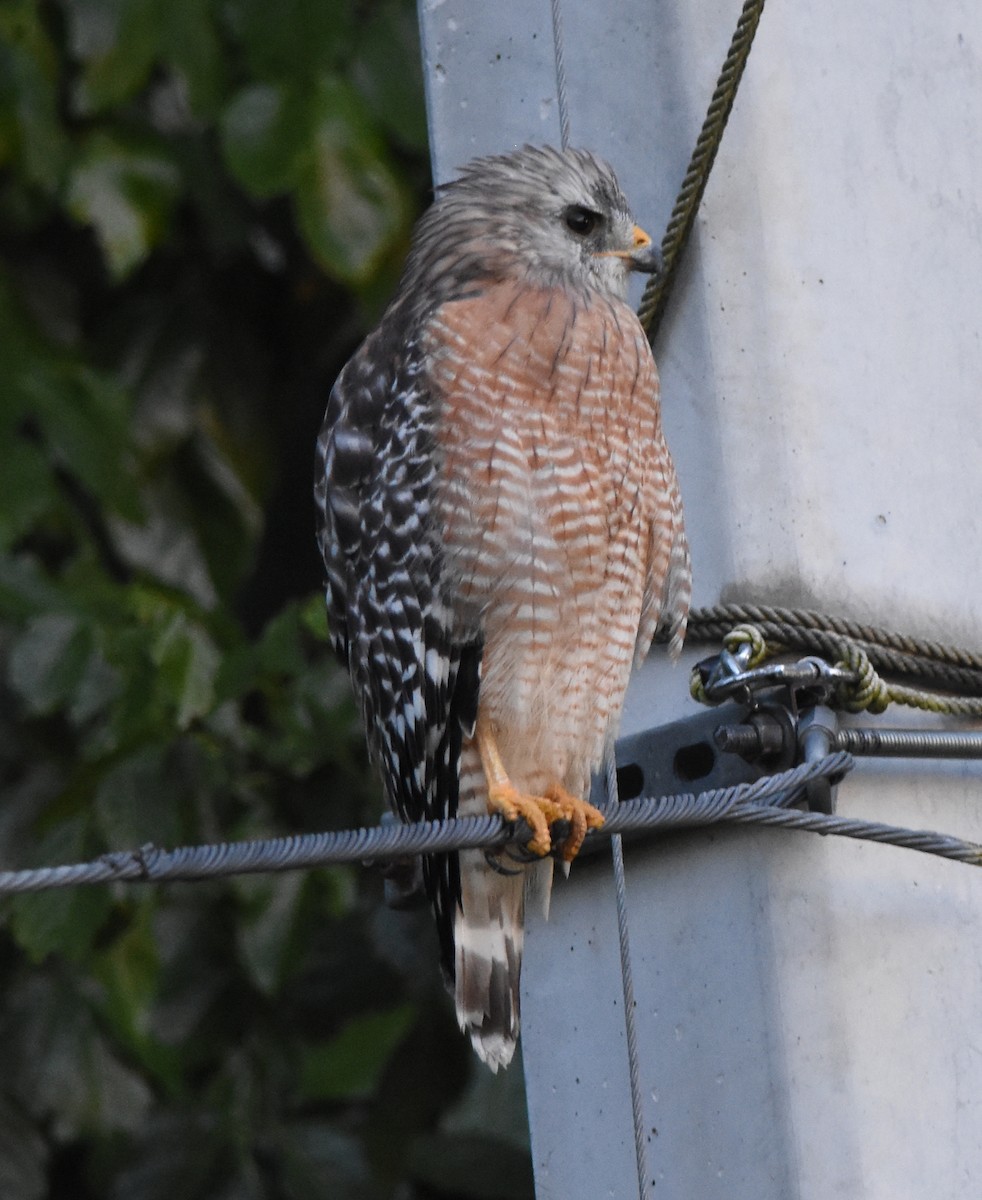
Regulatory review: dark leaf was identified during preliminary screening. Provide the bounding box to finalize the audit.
[234,871,307,997]
[298,1004,415,1102]
[158,0,227,119]
[0,2,70,192]
[22,361,143,522]
[66,132,181,279]
[0,441,54,549]
[0,972,153,1138]
[107,1111,228,1200]
[257,601,308,676]
[7,613,95,716]
[109,492,219,609]
[93,742,184,848]
[10,819,114,965]
[68,0,162,116]
[220,83,309,199]
[410,1132,536,1200]
[223,0,355,85]
[295,76,412,284]
[352,0,428,152]
[275,1122,385,1200]
[149,609,221,729]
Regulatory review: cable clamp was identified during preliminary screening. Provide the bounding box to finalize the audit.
[696,649,853,705]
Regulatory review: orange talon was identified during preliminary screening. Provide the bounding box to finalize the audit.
[545,784,605,862]
[486,782,560,856]
[475,714,604,861]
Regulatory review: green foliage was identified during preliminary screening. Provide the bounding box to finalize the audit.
[0,2,533,1197]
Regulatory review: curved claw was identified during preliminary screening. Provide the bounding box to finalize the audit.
[485,783,604,863]
[483,848,524,876]
[544,784,605,862]
[502,838,551,865]
[487,782,562,856]
[475,715,602,865]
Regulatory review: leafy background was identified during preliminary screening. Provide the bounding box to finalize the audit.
[0,1,534,1196]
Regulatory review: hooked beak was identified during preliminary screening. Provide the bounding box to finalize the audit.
[625,225,663,275]
[594,225,664,275]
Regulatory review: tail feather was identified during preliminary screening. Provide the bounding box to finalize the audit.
[453,848,523,1071]
[453,853,556,1071]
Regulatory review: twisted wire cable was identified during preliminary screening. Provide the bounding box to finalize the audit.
[549,0,572,151]
[1,751,980,896]
[725,807,982,864]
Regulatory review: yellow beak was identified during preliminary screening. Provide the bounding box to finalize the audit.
[594,224,662,274]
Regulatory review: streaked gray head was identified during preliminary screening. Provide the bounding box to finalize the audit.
[397,145,661,312]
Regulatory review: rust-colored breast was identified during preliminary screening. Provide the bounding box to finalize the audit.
[422,279,679,793]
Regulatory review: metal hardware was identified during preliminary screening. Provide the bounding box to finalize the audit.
[698,651,854,705]
[704,637,982,820]
[713,704,797,768]
[832,727,982,758]
[798,706,839,814]
[699,644,847,813]
[714,713,982,762]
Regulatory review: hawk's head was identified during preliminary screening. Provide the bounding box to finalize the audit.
[401,145,661,308]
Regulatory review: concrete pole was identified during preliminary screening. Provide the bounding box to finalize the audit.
[417,2,982,1196]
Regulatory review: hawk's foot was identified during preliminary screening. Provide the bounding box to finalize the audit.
[544,784,605,862]
[475,714,603,860]
[486,783,563,857]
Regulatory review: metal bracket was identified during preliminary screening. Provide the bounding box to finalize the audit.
[592,702,765,808]
[695,643,856,815]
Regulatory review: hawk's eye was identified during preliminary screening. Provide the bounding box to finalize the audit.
[563,205,601,236]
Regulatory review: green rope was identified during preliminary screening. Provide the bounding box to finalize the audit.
[834,644,891,714]
[688,604,982,718]
[688,604,982,674]
[638,0,767,344]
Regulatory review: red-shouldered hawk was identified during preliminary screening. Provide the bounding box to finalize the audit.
[315,145,690,1071]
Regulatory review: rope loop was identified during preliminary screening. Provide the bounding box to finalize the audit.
[689,669,708,704]
[724,622,768,667]
[835,644,891,714]
[689,622,770,702]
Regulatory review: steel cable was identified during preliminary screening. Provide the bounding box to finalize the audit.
[606,747,650,1200]
[2,751,980,896]
[549,0,572,151]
